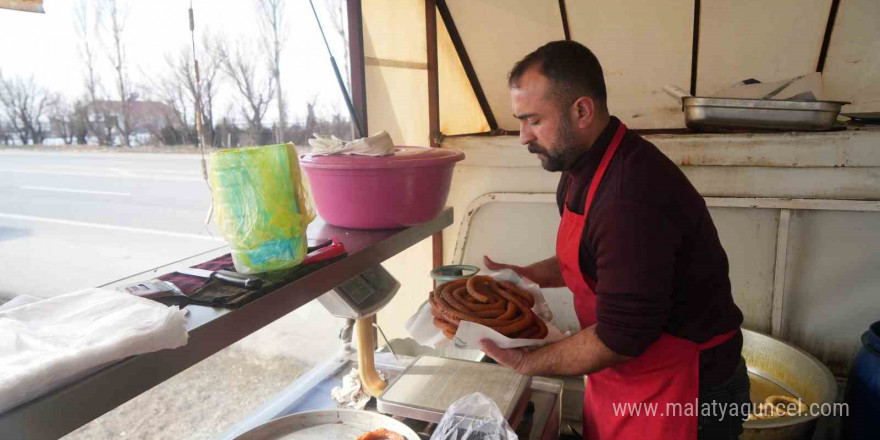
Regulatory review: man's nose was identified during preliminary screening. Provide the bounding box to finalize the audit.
[520,123,535,145]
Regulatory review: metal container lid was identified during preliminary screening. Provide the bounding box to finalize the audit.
[300,146,464,170]
[430,265,480,284]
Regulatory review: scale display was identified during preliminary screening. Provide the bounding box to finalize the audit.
[317,264,400,318]
[337,276,373,306]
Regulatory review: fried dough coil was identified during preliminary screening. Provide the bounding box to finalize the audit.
[430,276,547,340]
[357,428,405,440]
[765,395,808,415]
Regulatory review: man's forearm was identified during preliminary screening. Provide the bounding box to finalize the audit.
[524,256,565,288]
[517,326,630,376]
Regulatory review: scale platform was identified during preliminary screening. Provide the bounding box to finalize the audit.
[377,356,532,425]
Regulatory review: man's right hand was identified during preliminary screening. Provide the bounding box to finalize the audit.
[483,255,566,288]
[483,255,531,279]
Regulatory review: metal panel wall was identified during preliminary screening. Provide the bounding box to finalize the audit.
[696,0,832,95]
[822,0,880,113]
[445,0,566,131]
[783,210,880,373]
[567,0,693,129]
[707,207,778,333]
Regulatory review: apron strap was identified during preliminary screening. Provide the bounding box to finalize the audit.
[583,123,627,214]
[697,329,738,351]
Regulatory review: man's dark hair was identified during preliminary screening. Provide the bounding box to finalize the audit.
[508,40,607,112]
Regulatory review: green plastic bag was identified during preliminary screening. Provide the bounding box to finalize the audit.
[210,143,315,274]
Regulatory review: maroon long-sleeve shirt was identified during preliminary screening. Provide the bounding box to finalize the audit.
[556,117,744,385]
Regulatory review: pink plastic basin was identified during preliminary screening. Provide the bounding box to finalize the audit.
[300,147,465,229]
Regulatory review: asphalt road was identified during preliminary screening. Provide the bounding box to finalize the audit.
[0,149,346,440]
[0,150,223,300]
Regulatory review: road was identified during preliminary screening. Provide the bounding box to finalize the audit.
[0,149,345,440]
[0,150,224,300]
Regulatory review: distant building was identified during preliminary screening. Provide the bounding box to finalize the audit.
[86,100,182,145]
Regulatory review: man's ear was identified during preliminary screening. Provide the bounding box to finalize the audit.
[572,96,596,129]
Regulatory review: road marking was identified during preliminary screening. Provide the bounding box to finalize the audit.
[0,213,225,242]
[0,168,204,182]
[110,167,138,177]
[19,186,132,196]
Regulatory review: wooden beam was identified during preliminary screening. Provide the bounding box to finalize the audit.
[436,0,498,131]
[559,0,571,41]
[347,0,368,135]
[689,0,701,96]
[427,0,440,147]
[816,0,841,72]
[427,0,444,268]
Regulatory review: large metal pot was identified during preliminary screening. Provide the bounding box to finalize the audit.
[741,329,838,440]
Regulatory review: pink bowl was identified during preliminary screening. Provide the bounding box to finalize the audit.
[300,147,465,229]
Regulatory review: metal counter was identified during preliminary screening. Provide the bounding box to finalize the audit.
[0,208,453,440]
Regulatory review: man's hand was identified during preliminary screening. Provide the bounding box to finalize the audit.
[479,326,632,377]
[480,339,530,374]
[483,255,566,288]
[483,255,530,279]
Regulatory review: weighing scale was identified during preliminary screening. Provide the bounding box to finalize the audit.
[316,264,401,397]
[317,264,400,320]
[315,265,533,429]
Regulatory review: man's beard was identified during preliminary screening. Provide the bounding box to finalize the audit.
[527,118,582,172]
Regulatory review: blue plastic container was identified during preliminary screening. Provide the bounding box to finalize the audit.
[843,320,880,440]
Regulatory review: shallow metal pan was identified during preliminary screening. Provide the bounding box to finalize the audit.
[233,409,420,440]
[683,97,849,131]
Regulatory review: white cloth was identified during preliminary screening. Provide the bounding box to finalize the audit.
[308,131,395,156]
[0,288,188,413]
[330,367,386,410]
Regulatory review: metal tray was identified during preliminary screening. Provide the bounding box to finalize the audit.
[683,97,849,131]
[233,409,420,440]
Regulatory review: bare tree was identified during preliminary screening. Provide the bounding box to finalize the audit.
[256,0,288,142]
[0,73,51,145]
[74,0,107,145]
[102,0,133,146]
[0,116,11,145]
[151,63,189,128]
[72,101,90,144]
[48,96,78,145]
[163,34,224,146]
[193,34,223,146]
[220,39,275,145]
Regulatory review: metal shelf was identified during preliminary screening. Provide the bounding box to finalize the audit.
[0,208,453,440]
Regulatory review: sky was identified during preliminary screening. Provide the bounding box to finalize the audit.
[0,0,351,124]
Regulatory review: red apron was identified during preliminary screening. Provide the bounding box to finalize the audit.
[555,123,736,439]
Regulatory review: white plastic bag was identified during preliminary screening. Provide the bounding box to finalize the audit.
[0,288,188,413]
[429,392,518,440]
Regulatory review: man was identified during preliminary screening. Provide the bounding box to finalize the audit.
[479,41,750,439]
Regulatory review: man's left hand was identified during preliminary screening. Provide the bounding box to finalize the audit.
[480,339,530,374]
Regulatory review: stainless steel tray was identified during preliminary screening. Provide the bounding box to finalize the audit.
[233,409,420,440]
[683,97,849,131]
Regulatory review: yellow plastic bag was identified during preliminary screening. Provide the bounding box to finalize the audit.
[210,143,315,274]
